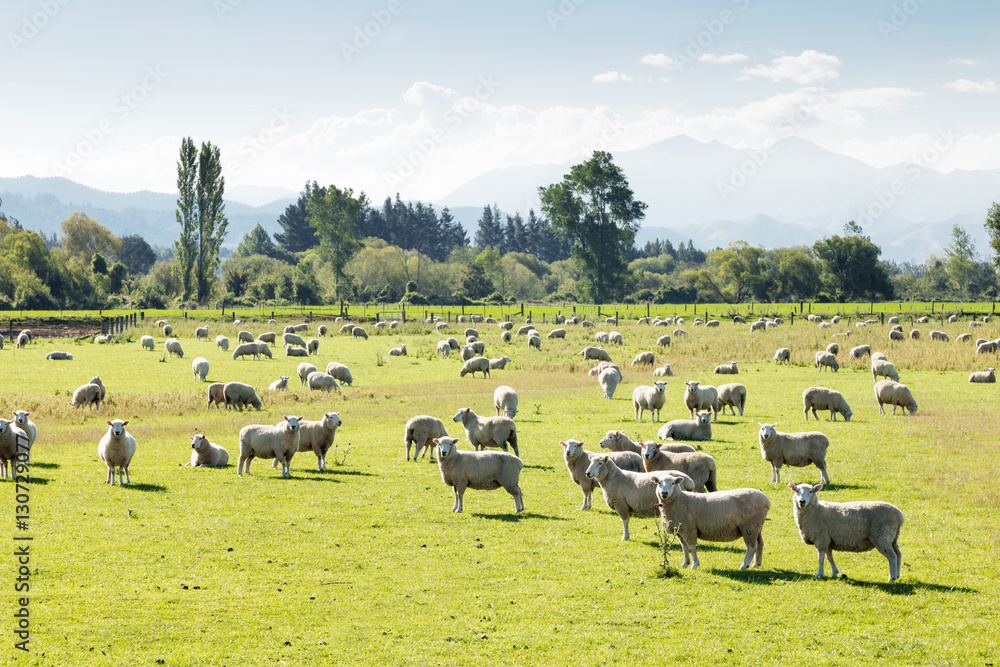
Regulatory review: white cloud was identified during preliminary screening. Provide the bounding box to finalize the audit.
[592,71,633,84]
[837,131,1000,172]
[698,53,750,65]
[947,58,978,66]
[943,78,997,93]
[739,49,841,85]
[640,53,678,69]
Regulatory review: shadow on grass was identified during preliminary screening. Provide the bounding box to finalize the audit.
[23,476,49,485]
[643,540,741,553]
[296,468,374,477]
[472,512,569,522]
[30,462,60,469]
[712,568,810,584]
[839,577,976,595]
[124,483,168,492]
[523,464,554,471]
[814,482,872,491]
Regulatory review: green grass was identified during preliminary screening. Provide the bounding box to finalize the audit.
[2,315,999,665]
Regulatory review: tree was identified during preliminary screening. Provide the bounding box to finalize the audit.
[473,204,503,250]
[308,185,366,300]
[462,261,494,299]
[119,235,156,276]
[108,261,128,293]
[813,222,894,301]
[195,141,228,302]
[61,212,121,265]
[945,225,978,297]
[274,181,323,253]
[539,151,647,302]
[174,137,198,300]
[236,223,290,261]
[91,253,108,275]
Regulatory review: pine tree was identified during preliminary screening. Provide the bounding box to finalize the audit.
[274,182,323,253]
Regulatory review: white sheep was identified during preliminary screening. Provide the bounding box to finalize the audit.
[223,382,263,411]
[93,334,112,344]
[656,411,713,442]
[547,328,566,339]
[871,359,900,382]
[216,335,229,351]
[459,357,491,378]
[207,383,225,409]
[162,324,173,336]
[683,381,719,421]
[389,343,407,356]
[653,475,770,570]
[339,323,356,334]
[788,483,904,582]
[579,346,612,362]
[493,385,518,419]
[452,407,518,457]
[464,327,479,338]
[297,362,318,385]
[164,338,184,359]
[498,321,514,330]
[871,352,888,362]
[714,361,738,375]
[44,351,73,360]
[489,356,511,369]
[0,419,28,478]
[257,332,277,345]
[849,344,871,359]
[802,387,852,422]
[929,330,949,342]
[460,345,476,362]
[873,380,918,415]
[598,430,696,455]
[910,329,920,340]
[318,325,328,336]
[189,434,229,467]
[191,357,210,381]
[71,382,103,410]
[283,332,307,348]
[968,368,996,383]
[750,321,766,332]
[237,415,303,477]
[977,339,1000,354]
[673,328,688,337]
[436,340,451,356]
[307,338,320,355]
[98,419,137,485]
[815,351,839,372]
[286,346,309,358]
[238,330,254,344]
[561,439,644,510]
[584,457,662,540]
[325,362,354,386]
[195,326,209,341]
[705,319,720,327]
[581,320,594,327]
[653,363,673,377]
[717,382,747,416]
[405,415,449,461]
[826,343,839,356]
[947,314,958,323]
[631,351,655,367]
[657,335,671,349]
[632,381,668,422]
[640,441,717,492]
[140,335,155,351]
[608,331,623,345]
[11,411,37,461]
[435,321,449,331]
[268,376,290,391]
[293,323,308,332]
[757,423,830,484]
[500,331,512,343]
[773,347,790,363]
[289,412,342,471]
[434,436,524,513]
[232,342,260,360]
[307,371,340,392]
[527,333,541,350]
[598,366,622,399]
[889,330,905,342]
[154,319,168,327]
[255,342,273,359]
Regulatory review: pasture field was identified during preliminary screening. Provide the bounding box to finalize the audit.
[2,315,999,665]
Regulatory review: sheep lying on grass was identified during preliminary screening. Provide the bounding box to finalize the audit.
[489,356,511,369]
[653,363,673,377]
[802,387,852,422]
[435,437,523,514]
[267,376,289,391]
[758,423,830,484]
[788,483,904,582]
[714,361,738,375]
[656,411,712,442]
[452,407,518,457]
[405,415,449,461]
[969,368,996,383]
[98,419,136,485]
[640,441,717,492]
[45,351,73,360]
[654,475,770,570]
[389,344,406,356]
[190,434,229,467]
[873,380,918,415]
[238,415,303,478]
[561,439,643,510]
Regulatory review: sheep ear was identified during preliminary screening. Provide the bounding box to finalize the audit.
[122,420,129,426]
[106,421,113,426]
[787,483,796,491]
[559,441,566,448]
[433,438,441,445]
[651,476,659,483]
[812,484,824,492]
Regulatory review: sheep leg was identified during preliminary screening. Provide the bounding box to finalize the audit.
[454,484,466,513]
[687,539,701,569]
[877,401,885,415]
[617,509,632,540]
[123,465,130,485]
[679,539,692,567]
[876,542,901,582]
[804,407,810,421]
[509,485,524,513]
[755,532,764,567]
[105,465,114,484]
[739,533,756,570]
[582,489,591,511]
[818,464,830,485]
[815,549,826,578]
[825,550,839,579]
[771,465,780,484]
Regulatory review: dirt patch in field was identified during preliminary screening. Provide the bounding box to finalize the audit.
[3,318,102,340]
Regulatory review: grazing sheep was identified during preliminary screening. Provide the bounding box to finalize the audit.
[969,368,996,383]
[296,362,318,386]
[850,345,871,359]
[632,381,668,422]
[268,376,290,391]
[283,332,307,348]
[654,475,770,570]
[306,371,340,392]
[237,415,302,478]
[254,342,272,359]
[656,411,713,442]
[527,333,541,350]
[640,442,717,492]
[464,328,479,338]
[631,351,655,367]
[598,430,693,455]
[584,457,665,540]
[929,330,949,342]
[436,340,451,356]
[589,361,621,377]
[189,434,229,467]
[155,319,168,327]
[98,419,137,485]
[459,357,491,378]
[223,382,263,411]
[500,331,512,343]
[339,323,356,334]
[815,351,839,372]
[293,323,308,332]
[493,385,518,419]
[10,411,36,462]
[608,331,623,345]
[444,336,460,350]
[909,329,920,340]
[405,415,449,461]
[195,326,209,341]
[232,342,260,360]
[207,383,225,409]
[562,439,646,511]
[307,338,319,355]
[871,359,900,382]
[733,316,747,324]
[705,319,720,327]
[489,356,511,370]
[162,324,173,336]
[916,316,929,323]
[515,325,535,336]
[499,321,514,330]
[773,348,790,363]
[757,423,830,484]
[140,335,155,351]
[683,381,719,421]
[325,362,353,386]
[873,380,918,415]
[318,325,328,336]
[579,346,612,362]
[871,352,888,362]
[389,343,407,356]
[286,346,309,358]
[216,335,229,352]
[71,382,103,410]
[657,335,671,349]
[714,361,738,375]
[947,314,958,324]
[435,322,449,331]
[802,387,852,422]
[653,363,673,377]
[826,343,839,356]
[673,328,688,337]
[889,330,905,342]
[45,351,74,360]
[581,319,594,327]
[717,382,747,416]
[595,331,610,344]
[290,412,342,471]
[452,407,518,457]
[164,338,184,359]
[434,436,524,513]
[750,321,766,332]
[547,328,566,339]
[256,332,277,345]
[191,357,210,382]
[597,366,622,399]
[238,331,254,344]
[977,340,1000,354]
[788,483,904,582]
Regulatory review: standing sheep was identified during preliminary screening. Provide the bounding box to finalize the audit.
[561,439,643,510]
[640,442,717,492]
[826,343,839,356]
[871,359,900,382]
[656,412,713,442]
[929,330,949,342]
[162,324,173,336]
[195,326,209,341]
[873,380,918,415]
[306,371,340,392]
[0,420,28,479]
[850,345,871,359]
[318,325,328,336]
[307,338,320,355]
[237,415,303,478]
[459,357,491,378]
[547,328,566,339]
[223,382,263,411]
[717,382,747,416]
[758,423,830,484]
[632,381,668,422]
[71,382,104,410]
[289,412,342,471]
[140,335,155,351]
[631,351,655,367]
[191,357,210,382]
[436,340,451,356]
[325,362,354,386]
[584,457,663,540]
[232,342,260,360]
[452,407,518,457]
[165,338,184,359]
[216,335,229,352]
[207,383,225,409]
[802,387,853,422]
[598,366,622,399]
[11,411,37,462]
[98,419,137,485]
[493,385,518,419]
[352,327,369,340]
[683,381,719,421]
[500,331,512,343]
[189,434,229,467]
[404,415,449,461]
[599,430,695,455]
[254,342,272,359]
[283,332,307,349]
[773,348,790,363]
[434,437,524,514]
[238,331,254,344]
[788,483,904,582]
[579,346,612,362]
[815,351,839,372]
[297,362,318,386]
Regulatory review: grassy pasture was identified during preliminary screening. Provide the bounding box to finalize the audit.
[2,315,999,665]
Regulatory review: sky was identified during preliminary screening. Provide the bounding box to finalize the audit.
[2,0,999,205]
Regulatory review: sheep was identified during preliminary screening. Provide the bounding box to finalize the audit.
[306,338,319,355]
[597,366,622,399]
[788,483,904,582]
[162,324,173,336]
[10,411,36,462]
[889,330,905,342]
[94,334,114,345]
[873,380,918,415]
[435,321,449,331]
[515,325,535,336]
[0,419,28,478]
[257,332,277,344]
[527,333,541,350]
[657,335,671,349]
[436,340,451,356]
[286,346,309,358]
[325,362,353,386]
[653,475,770,569]
[632,381,668,422]
[493,385,518,419]
[977,340,1000,354]
[452,407,518,457]
[154,319,168,327]
[306,371,340,392]
[207,383,225,409]
[757,423,830,484]
[581,319,594,327]
[714,361,738,375]
[191,357,210,382]
[459,357,491,378]
[916,316,929,323]
[339,323,356,334]
[589,360,621,377]
[290,412,342,471]
[608,331,623,345]
[489,356,511,369]
[297,362,318,386]
[140,335,155,351]
[254,342,273,359]
[969,368,996,383]
[223,381,263,411]
[233,320,242,326]
[831,315,840,324]
[815,351,839,372]
[97,419,137,485]
[189,434,229,467]
[293,323,308,332]
[683,381,719,421]
[584,456,665,540]
[405,415,449,461]
[216,335,229,351]
[232,342,260,360]
[71,382,103,410]
[464,328,479,338]
[717,382,747,416]
[283,332,307,349]
[389,343,407,356]
[45,351,74,360]
[871,359,900,382]
[237,415,303,478]
[890,324,903,333]
[631,351,655,367]
[195,326,209,341]
[598,429,692,455]
[733,315,746,324]
[653,363,673,377]
[871,352,888,362]
[975,338,989,348]
[850,344,871,359]
[656,411,713,442]
[640,441,717,492]
[579,346,612,362]
[318,325,328,336]
[547,328,566,339]
[561,439,644,510]
[826,343,839,356]
[673,328,688,337]
[750,321,766,332]
[595,331,610,344]
[500,330,512,343]
[238,330,254,344]
[773,347,790,363]
[802,387,852,422]
[947,314,958,323]
[434,436,524,513]
[909,329,920,340]
[268,376,290,391]
[165,338,184,359]
[929,330,949,342]
[498,321,514,330]
[352,326,370,340]
[705,319,720,327]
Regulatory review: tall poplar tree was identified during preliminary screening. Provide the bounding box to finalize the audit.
[196,142,228,301]
[174,138,198,300]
